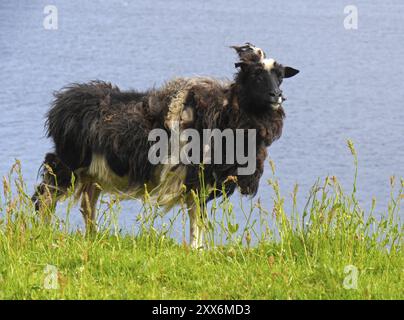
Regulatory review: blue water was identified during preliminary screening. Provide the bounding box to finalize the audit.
[1,0,403,231]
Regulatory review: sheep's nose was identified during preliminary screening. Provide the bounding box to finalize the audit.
[269,91,285,104]
[270,89,282,97]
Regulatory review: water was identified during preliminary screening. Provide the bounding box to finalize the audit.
[1,0,403,230]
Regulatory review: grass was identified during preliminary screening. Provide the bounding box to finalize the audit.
[0,141,403,299]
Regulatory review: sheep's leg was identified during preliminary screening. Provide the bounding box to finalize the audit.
[80,183,101,235]
[32,153,73,223]
[32,183,60,223]
[188,205,204,249]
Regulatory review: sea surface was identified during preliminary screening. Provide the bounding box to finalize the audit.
[1,0,403,233]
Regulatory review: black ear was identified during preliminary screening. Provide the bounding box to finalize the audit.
[284,66,299,78]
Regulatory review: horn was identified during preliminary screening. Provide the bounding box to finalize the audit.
[230,42,256,54]
[230,43,265,63]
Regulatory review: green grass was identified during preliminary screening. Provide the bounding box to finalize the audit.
[0,141,403,299]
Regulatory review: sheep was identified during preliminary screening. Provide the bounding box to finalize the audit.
[32,43,299,248]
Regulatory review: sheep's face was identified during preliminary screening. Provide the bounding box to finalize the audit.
[232,43,299,110]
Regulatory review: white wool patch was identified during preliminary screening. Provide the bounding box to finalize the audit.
[88,154,131,192]
[151,164,187,208]
[252,47,265,60]
[262,58,276,71]
[86,153,188,209]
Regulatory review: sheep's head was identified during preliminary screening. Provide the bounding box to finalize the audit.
[232,43,299,111]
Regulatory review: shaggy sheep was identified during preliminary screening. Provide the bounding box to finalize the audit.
[32,43,299,248]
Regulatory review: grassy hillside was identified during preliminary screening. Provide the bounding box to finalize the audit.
[0,142,402,299]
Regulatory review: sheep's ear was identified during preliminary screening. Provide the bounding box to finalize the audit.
[284,66,299,78]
